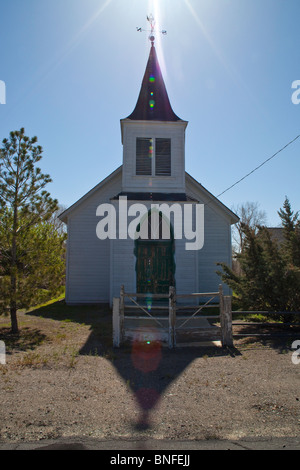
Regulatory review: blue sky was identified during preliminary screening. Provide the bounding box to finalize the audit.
[1,0,300,226]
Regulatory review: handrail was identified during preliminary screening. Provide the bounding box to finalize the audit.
[123,292,169,299]
[176,292,219,298]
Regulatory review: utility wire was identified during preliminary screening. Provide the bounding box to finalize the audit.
[216,133,300,199]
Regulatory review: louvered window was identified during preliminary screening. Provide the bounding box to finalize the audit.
[155,138,171,176]
[136,137,171,176]
[136,138,152,175]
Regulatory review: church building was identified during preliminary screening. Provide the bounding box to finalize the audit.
[60,33,238,306]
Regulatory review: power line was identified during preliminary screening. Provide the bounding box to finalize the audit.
[216,133,300,199]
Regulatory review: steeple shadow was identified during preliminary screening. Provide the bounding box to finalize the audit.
[79,326,241,432]
[111,341,240,431]
[27,300,240,432]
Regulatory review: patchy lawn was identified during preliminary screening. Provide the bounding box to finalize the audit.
[0,299,113,369]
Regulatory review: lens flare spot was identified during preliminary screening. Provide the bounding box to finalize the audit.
[146,298,152,312]
[149,100,155,108]
[149,75,155,83]
[131,329,162,373]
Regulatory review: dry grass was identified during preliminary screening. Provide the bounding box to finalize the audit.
[0,299,113,370]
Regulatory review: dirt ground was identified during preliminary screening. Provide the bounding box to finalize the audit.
[0,303,300,444]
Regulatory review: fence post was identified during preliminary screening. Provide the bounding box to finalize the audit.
[169,286,176,349]
[119,285,125,345]
[219,284,225,342]
[221,296,233,347]
[113,297,121,347]
[219,284,224,315]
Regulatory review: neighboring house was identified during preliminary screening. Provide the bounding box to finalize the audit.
[266,227,285,245]
[59,39,239,305]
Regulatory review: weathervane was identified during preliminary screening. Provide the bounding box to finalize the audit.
[137,14,167,45]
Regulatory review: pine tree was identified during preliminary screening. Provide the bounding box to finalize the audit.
[0,128,61,333]
[278,197,300,267]
[217,199,300,315]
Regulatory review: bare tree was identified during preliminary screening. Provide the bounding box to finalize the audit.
[49,204,67,235]
[232,202,267,254]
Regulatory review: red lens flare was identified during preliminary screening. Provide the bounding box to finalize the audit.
[131,329,162,374]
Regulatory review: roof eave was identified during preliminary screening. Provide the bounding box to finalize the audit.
[58,166,122,223]
[185,172,239,224]
[120,118,188,144]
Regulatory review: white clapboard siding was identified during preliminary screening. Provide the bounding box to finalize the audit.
[110,238,137,301]
[65,170,122,304]
[185,175,235,296]
[63,166,237,305]
[174,238,198,303]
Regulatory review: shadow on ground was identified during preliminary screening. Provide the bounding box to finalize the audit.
[0,327,46,353]
[232,322,300,353]
[23,300,299,433]
[24,300,243,431]
[27,300,112,354]
[108,340,241,431]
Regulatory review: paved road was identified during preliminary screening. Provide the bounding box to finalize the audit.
[1,436,300,450]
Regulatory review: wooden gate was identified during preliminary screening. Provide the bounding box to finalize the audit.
[113,285,233,348]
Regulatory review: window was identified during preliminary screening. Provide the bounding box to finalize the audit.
[136,138,171,176]
[136,138,152,176]
[155,138,171,176]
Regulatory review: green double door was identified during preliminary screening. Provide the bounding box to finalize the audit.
[136,241,175,295]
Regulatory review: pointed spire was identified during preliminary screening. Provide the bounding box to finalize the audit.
[126,42,181,122]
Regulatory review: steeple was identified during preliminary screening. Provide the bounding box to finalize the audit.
[126,41,181,122]
[120,18,187,195]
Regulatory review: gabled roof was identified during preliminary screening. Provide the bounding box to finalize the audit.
[126,43,181,122]
[185,172,239,225]
[111,192,198,202]
[59,166,239,226]
[58,166,122,223]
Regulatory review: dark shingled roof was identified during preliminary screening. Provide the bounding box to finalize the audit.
[111,192,198,202]
[126,44,181,122]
